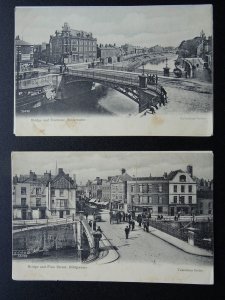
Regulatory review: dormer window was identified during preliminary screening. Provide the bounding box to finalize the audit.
[179,175,186,182]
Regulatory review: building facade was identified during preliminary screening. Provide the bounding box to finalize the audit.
[110,169,132,211]
[101,177,111,202]
[13,168,76,220]
[15,36,34,72]
[168,166,197,216]
[13,171,50,220]
[127,176,169,215]
[49,22,97,64]
[91,177,103,200]
[97,44,122,64]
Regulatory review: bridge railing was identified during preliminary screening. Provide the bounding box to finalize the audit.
[68,69,163,95]
[69,68,139,86]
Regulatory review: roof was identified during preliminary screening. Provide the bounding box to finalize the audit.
[167,170,184,180]
[131,176,166,182]
[111,173,133,183]
[50,171,76,189]
[15,39,33,46]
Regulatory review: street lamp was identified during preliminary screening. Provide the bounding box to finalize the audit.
[142,61,145,75]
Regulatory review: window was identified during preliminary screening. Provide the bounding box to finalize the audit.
[51,189,55,196]
[173,196,177,203]
[148,184,152,191]
[66,210,70,215]
[21,198,26,206]
[21,187,26,195]
[149,196,152,204]
[131,185,135,192]
[139,184,143,193]
[159,196,162,204]
[159,185,163,192]
[158,206,163,213]
[173,185,177,193]
[200,202,203,208]
[143,184,148,193]
[208,202,212,209]
[180,175,186,182]
[60,200,65,207]
[179,196,185,204]
[188,196,192,204]
[36,198,41,206]
[143,196,148,204]
[36,187,41,195]
[60,189,64,197]
[188,185,192,193]
[181,185,185,193]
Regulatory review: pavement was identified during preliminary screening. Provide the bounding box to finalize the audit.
[92,210,213,265]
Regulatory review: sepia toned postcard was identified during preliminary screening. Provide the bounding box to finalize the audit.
[14,5,213,136]
[12,151,214,284]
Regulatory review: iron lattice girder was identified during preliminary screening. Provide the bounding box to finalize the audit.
[64,75,159,105]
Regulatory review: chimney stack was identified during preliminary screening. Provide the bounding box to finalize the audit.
[187,165,193,178]
[121,168,126,175]
[58,168,64,175]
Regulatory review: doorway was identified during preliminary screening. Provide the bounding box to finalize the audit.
[170,207,175,216]
[60,211,64,218]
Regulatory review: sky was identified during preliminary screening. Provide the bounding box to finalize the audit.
[12,152,213,184]
[15,5,213,48]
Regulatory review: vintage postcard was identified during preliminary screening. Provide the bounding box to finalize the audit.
[14,5,213,136]
[12,151,213,283]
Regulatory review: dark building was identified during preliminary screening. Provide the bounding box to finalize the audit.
[15,35,34,72]
[49,22,97,64]
[127,175,169,214]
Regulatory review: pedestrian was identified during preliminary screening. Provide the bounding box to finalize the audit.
[93,221,97,231]
[137,214,142,227]
[131,220,135,231]
[119,212,122,223]
[146,219,150,232]
[155,74,158,85]
[85,211,89,220]
[88,220,92,228]
[128,213,131,223]
[123,212,126,222]
[125,226,130,239]
[152,74,155,84]
[97,225,102,233]
[143,220,146,231]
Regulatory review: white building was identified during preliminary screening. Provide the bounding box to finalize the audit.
[168,166,197,216]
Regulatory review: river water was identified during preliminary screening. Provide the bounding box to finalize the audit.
[22,54,212,117]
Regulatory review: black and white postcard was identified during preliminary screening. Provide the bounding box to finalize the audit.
[12,151,213,283]
[14,5,213,136]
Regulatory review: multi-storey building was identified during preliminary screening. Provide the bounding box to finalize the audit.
[13,171,50,220]
[127,175,169,215]
[49,22,97,64]
[110,169,132,211]
[13,168,76,220]
[91,177,103,200]
[168,166,197,216]
[15,36,34,71]
[97,44,122,64]
[101,177,112,202]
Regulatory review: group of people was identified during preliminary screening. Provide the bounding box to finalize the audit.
[109,210,135,224]
[147,73,158,85]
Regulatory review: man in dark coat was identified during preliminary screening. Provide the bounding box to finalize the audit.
[125,226,130,239]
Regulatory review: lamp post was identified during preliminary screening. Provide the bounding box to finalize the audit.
[142,61,145,75]
[16,45,21,98]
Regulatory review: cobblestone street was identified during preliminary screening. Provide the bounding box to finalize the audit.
[96,210,213,267]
